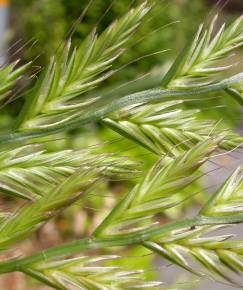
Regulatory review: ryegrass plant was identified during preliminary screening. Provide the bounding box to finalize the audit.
[0,61,30,101]
[0,2,242,289]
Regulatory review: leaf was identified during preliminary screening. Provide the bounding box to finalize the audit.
[161,15,243,89]
[225,86,243,106]
[17,3,150,131]
[143,168,243,284]
[24,255,165,290]
[0,145,139,200]
[200,166,243,217]
[93,139,219,237]
[0,168,99,248]
[0,61,30,101]
[103,100,243,156]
